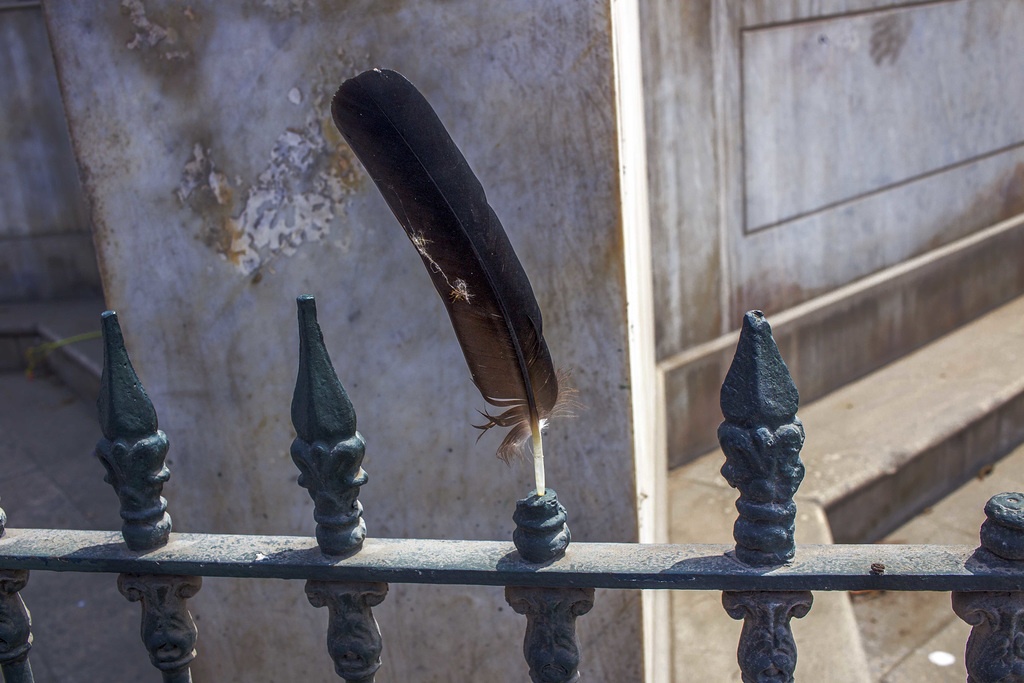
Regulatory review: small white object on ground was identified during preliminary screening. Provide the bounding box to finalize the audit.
[928,651,956,667]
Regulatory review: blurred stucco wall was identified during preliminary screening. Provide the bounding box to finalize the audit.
[0,1,98,302]
[643,0,1024,465]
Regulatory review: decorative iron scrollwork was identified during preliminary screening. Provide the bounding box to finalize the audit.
[722,590,812,683]
[953,591,1024,683]
[291,296,368,556]
[505,585,595,683]
[980,492,1024,561]
[719,311,805,566]
[305,580,387,682]
[0,569,33,683]
[118,573,201,683]
[953,492,1024,682]
[95,312,172,552]
[513,489,571,563]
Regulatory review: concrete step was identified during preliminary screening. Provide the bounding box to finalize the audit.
[669,293,1024,681]
[669,487,873,682]
[851,441,1024,681]
[0,297,106,400]
[662,212,1024,468]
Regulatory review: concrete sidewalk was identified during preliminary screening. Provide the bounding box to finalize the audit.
[853,439,1024,681]
[0,297,105,401]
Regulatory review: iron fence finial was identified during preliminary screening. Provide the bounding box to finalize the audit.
[292,295,357,444]
[718,311,805,567]
[98,311,159,441]
[95,311,172,552]
[979,492,1024,561]
[513,489,571,563]
[290,296,368,556]
[720,311,799,429]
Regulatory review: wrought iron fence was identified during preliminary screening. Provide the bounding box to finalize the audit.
[1,298,1022,683]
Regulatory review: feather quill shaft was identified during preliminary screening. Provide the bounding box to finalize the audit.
[331,69,571,485]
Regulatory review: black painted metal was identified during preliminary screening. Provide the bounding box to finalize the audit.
[291,296,368,556]
[950,493,1024,682]
[4,303,1024,680]
[0,569,33,683]
[94,312,206,682]
[118,574,201,683]
[95,311,172,552]
[2,529,1024,591]
[980,492,1024,561]
[290,296,386,680]
[513,489,571,563]
[719,311,806,567]
[0,500,33,683]
[505,586,594,683]
[952,591,1024,683]
[723,590,812,683]
[305,581,388,683]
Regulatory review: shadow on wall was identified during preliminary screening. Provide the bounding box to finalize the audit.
[0,4,101,303]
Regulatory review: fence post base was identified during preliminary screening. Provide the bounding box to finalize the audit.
[505,585,595,683]
[305,580,388,682]
[118,573,201,683]
[722,590,812,683]
[0,569,33,683]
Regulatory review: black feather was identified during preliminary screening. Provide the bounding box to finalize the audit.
[331,68,570,462]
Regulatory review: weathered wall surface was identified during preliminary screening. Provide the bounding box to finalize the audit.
[646,0,1024,465]
[733,0,1024,316]
[0,3,98,302]
[43,1,647,681]
[640,0,721,357]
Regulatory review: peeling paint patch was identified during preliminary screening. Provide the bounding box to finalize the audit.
[208,171,233,205]
[123,0,169,49]
[121,0,191,60]
[261,0,312,16]
[175,86,364,275]
[176,144,210,203]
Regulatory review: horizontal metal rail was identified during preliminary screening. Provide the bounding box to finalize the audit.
[1,528,1021,592]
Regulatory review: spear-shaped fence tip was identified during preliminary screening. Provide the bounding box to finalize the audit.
[95,311,172,551]
[718,310,805,567]
[292,296,356,444]
[98,311,158,441]
[290,295,368,556]
[720,310,799,430]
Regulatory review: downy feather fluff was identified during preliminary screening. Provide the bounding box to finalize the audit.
[331,68,572,462]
